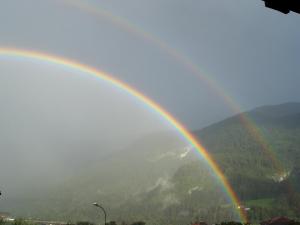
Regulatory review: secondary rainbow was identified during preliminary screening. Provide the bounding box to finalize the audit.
[60,0,287,176]
[0,47,247,222]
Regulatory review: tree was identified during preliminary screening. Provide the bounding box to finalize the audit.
[76,221,94,225]
[131,222,145,225]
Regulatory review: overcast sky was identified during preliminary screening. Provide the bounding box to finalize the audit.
[0,0,299,130]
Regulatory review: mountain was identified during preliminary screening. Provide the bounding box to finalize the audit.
[194,102,300,220]
[250,102,300,118]
[2,103,300,224]
[0,131,199,223]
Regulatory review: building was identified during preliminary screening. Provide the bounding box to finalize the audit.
[263,0,300,14]
[0,212,11,220]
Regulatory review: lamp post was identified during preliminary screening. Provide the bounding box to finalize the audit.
[92,202,107,225]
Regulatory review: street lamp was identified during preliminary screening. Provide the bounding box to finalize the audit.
[92,202,107,225]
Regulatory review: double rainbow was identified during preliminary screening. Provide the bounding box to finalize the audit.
[61,0,286,177]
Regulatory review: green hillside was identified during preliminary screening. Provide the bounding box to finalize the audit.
[194,102,300,221]
[2,103,300,225]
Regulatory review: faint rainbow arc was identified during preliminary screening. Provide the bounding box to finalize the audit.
[0,48,247,222]
[61,0,286,175]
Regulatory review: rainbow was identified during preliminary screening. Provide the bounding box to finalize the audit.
[0,48,247,222]
[60,0,287,176]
